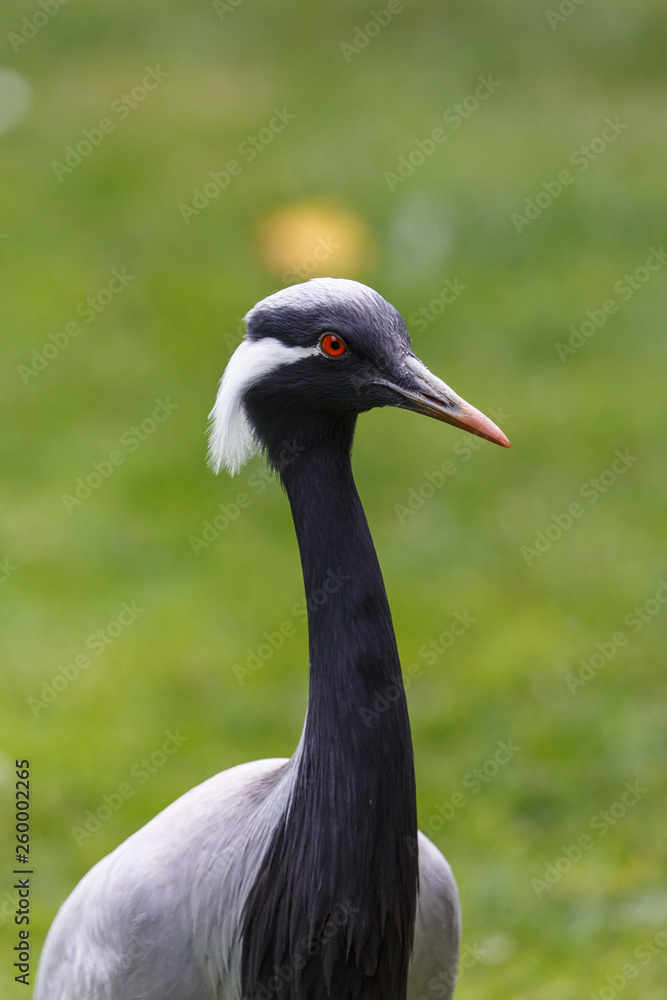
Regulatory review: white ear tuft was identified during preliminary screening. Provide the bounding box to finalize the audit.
[207,341,261,476]
[207,337,320,476]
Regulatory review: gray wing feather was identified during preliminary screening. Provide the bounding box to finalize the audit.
[34,758,291,1000]
[408,831,461,1000]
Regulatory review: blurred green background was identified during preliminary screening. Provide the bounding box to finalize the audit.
[1,0,666,996]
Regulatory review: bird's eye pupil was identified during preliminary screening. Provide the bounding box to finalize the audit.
[320,334,347,357]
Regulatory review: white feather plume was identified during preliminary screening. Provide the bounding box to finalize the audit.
[207,337,318,476]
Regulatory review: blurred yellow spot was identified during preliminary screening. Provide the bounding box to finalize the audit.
[257,201,374,283]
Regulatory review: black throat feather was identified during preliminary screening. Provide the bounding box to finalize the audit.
[239,412,419,1000]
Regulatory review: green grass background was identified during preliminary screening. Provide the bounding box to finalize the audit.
[1,0,666,996]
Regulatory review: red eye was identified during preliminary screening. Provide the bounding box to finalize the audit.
[320,333,347,357]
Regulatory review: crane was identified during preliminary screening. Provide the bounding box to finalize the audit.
[35,277,509,1000]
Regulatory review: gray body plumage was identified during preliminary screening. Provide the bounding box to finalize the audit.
[35,757,460,999]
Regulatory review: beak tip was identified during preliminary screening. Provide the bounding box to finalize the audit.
[461,405,511,450]
[398,357,511,450]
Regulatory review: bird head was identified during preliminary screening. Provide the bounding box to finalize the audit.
[208,277,509,475]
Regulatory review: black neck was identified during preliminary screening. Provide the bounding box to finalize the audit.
[284,427,411,762]
[240,421,418,1000]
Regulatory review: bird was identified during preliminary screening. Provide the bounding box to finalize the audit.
[35,277,509,1000]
